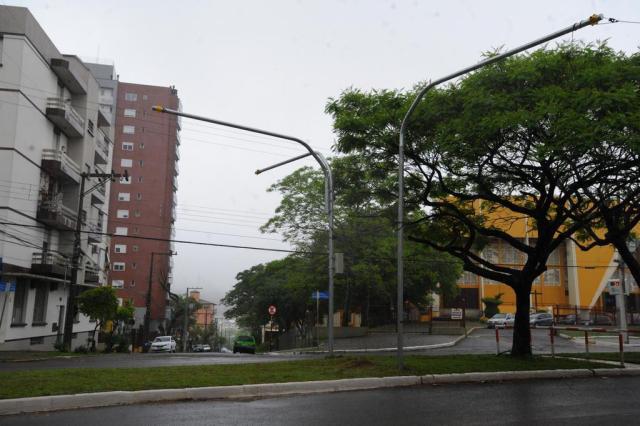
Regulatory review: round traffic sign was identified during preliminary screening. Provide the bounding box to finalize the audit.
[268,305,277,316]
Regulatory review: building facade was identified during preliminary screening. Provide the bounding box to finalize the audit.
[190,291,216,329]
[0,6,115,350]
[107,82,180,336]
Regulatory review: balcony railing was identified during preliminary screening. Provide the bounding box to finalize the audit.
[46,98,85,138]
[95,129,110,164]
[37,196,77,231]
[31,251,69,277]
[87,221,103,242]
[41,149,82,184]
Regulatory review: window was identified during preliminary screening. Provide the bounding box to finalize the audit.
[120,176,131,184]
[118,192,130,202]
[121,159,133,168]
[544,268,561,286]
[114,244,127,254]
[87,119,94,137]
[139,143,145,149]
[136,193,142,200]
[130,280,136,287]
[11,281,27,324]
[132,227,140,234]
[115,227,128,236]
[111,280,124,289]
[483,243,500,264]
[133,209,141,217]
[124,108,136,117]
[123,125,135,134]
[138,176,143,183]
[122,142,134,151]
[138,160,144,167]
[132,245,139,252]
[32,284,48,324]
[132,262,137,270]
[457,271,477,285]
[124,92,137,102]
[142,94,148,100]
[116,209,129,219]
[113,262,126,271]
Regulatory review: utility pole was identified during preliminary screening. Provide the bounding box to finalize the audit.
[183,287,201,352]
[144,251,175,343]
[62,170,126,352]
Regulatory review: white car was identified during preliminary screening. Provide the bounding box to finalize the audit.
[150,336,176,353]
[487,313,515,328]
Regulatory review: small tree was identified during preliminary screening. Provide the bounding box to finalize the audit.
[481,292,504,319]
[76,286,118,352]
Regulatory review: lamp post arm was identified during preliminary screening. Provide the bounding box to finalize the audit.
[255,152,313,175]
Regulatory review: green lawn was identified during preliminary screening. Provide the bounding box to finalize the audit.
[0,355,608,400]
[559,352,640,364]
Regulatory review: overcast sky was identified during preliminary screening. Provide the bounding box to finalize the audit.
[12,0,639,310]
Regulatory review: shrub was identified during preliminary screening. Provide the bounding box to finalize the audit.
[482,292,504,318]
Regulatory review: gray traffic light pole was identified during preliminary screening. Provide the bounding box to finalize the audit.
[152,106,335,355]
[396,14,603,369]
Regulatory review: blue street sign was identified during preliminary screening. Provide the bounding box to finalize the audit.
[311,291,329,300]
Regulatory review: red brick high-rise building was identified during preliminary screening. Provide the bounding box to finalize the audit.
[107,82,180,337]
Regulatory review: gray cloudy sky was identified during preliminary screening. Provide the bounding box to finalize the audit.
[12,0,639,308]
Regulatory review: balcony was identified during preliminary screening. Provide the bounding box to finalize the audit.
[37,196,77,231]
[97,107,111,128]
[31,251,69,277]
[50,58,87,95]
[46,98,85,138]
[87,221,103,242]
[84,266,99,284]
[94,129,110,165]
[41,149,82,184]
[91,186,105,206]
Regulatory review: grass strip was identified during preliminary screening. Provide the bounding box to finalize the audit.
[558,352,640,364]
[0,354,606,400]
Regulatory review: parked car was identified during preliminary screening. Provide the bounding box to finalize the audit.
[150,336,176,353]
[192,344,212,352]
[585,313,614,326]
[530,313,554,327]
[557,314,578,325]
[487,313,515,328]
[233,335,257,354]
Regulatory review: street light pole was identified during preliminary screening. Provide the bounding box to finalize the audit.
[62,170,126,352]
[152,106,336,355]
[144,251,176,343]
[394,14,603,370]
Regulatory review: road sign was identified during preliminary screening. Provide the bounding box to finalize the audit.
[311,291,329,300]
[451,308,463,320]
[607,279,622,295]
[268,305,277,316]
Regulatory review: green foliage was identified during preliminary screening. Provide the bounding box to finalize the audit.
[325,42,640,356]
[481,292,504,318]
[77,286,119,328]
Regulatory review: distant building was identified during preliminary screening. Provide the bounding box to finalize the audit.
[190,291,216,328]
[107,82,180,336]
[0,6,115,350]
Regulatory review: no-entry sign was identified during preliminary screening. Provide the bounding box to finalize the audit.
[268,305,277,316]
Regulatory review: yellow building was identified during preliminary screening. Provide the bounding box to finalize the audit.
[441,210,640,317]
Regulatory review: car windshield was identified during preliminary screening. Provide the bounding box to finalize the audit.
[492,314,506,319]
[154,337,170,342]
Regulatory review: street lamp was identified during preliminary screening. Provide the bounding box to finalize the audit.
[184,286,202,352]
[144,251,176,342]
[152,106,336,355]
[395,14,603,369]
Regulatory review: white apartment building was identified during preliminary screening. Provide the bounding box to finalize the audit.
[0,6,116,350]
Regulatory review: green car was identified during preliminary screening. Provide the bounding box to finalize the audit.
[233,335,256,354]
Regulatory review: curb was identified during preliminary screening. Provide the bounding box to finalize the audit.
[288,327,478,355]
[2,366,639,416]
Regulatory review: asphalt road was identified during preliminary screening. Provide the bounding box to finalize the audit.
[4,376,640,425]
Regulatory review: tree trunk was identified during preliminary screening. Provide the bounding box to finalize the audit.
[511,286,532,357]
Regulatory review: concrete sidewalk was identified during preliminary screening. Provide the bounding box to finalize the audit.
[2,367,639,416]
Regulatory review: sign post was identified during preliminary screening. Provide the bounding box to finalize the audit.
[268,305,276,351]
